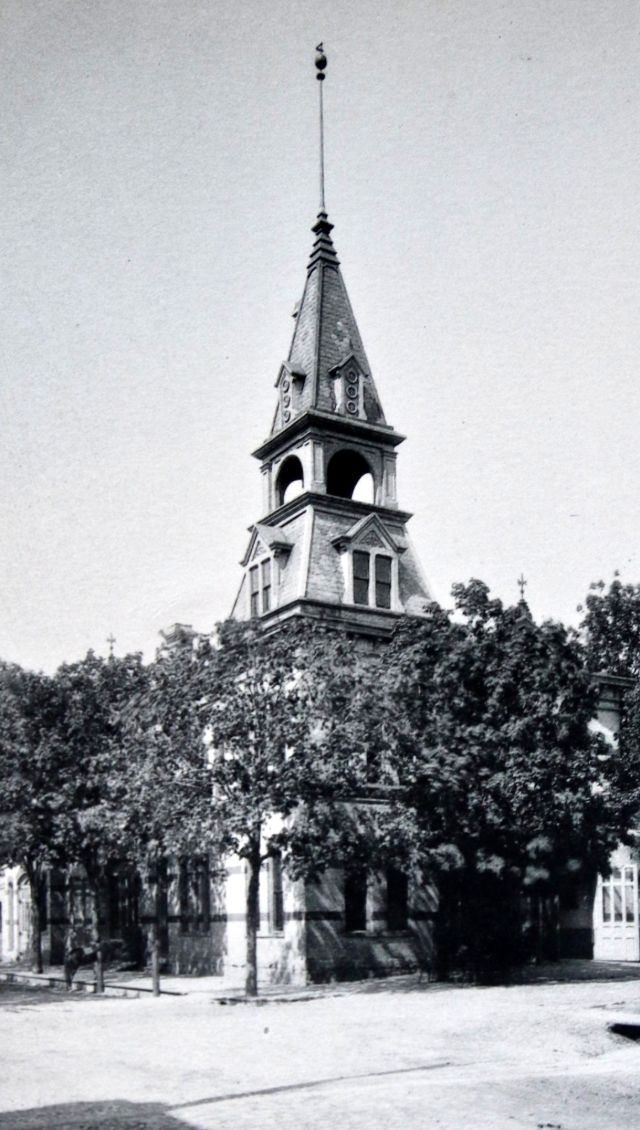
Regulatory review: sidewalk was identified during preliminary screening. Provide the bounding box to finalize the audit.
[0,963,425,1000]
[1,958,639,1001]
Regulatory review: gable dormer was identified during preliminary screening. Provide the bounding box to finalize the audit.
[272,363,307,434]
[328,354,385,426]
[238,522,294,618]
[332,514,406,612]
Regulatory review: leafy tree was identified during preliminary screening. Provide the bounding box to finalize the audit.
[579,573,640,678]
[580,573,640,845]
[118,639,215,995]
[51,651,147,991]
[0,663,63,972]
[126,619,388,996]
[382,581,638,977]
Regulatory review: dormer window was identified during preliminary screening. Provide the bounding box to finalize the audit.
[276,364,306,430]
[241,523,293,620]
[332,515,403,613]
[330,357,366,421]
[250,558,272,617]
[353,550,392,609]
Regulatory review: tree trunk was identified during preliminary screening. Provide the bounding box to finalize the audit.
[150,922,160,996]
[88,876,104,994]
[25,865,43,973]
[245,848,261,997]
[147,862,161,997]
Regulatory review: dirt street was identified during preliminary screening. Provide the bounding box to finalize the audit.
[1,973,640,1129]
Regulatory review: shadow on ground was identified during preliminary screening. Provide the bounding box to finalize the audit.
[355,959,640,995]
[0,1100,186,1129]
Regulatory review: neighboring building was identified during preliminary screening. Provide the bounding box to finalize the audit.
[0,867,30,964]
[559,673,640,963]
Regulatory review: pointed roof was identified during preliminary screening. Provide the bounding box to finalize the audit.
[270,212,388,435]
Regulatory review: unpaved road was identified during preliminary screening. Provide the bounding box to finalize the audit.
[1,975,640,1128]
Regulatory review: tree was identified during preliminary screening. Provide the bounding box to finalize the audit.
[579,574,640,678]
[126,619,388,996]
[381,581,639,977]
[580,573,640,849]
[118,639,214,995]
[51,650,148,992]
[0,663,63,972]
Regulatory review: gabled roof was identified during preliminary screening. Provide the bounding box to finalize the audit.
[240,522,293,567]
[270,212,388,434]
[331,513,407,554]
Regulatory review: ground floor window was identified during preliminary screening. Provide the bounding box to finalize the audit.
[344,870,367,933]
[386,868,409,932]
[179,857,211,934]
[268,853,284,933]
[601,866,636,923]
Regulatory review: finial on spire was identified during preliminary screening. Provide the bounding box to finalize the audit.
[315,44,327,212]
[517,574,528,602]
[107,633,116,657]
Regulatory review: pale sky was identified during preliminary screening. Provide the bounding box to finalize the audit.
[1,0,639,672]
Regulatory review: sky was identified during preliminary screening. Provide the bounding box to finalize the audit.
[1,0,639,673]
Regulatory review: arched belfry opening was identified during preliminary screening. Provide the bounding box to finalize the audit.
[326,450,375,503]
[276,455,305,506]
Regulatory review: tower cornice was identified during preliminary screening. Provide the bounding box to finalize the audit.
[253,409,405,463]
[254,491,414,529]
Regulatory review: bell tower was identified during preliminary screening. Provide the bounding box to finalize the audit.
[232,48,432,636]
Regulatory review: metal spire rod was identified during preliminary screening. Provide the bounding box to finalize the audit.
[315,44,327,211]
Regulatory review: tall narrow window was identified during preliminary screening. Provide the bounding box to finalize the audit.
[179,859,190,934]
[625,867,635,923]
[261,559,271,612]
[386,868,409,932]
[344,869,367,932]
[196,857,211,932]
[268,853,284,933]
[353,551,370,606]
[249,566,260,617]
[375,555,392,609]
[180,857,210,934]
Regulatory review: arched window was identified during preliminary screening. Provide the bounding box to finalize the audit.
[326,450,374,501]
[276,455,304,506]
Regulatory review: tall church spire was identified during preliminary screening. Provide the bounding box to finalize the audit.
[269,48,388,437]
[231,49,432,632]
[271,209,387,435]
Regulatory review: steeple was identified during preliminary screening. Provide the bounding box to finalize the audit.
[270,210,387,435]
[231,49,432,634]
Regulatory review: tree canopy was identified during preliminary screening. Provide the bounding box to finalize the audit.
[580,574,640,679]
[2,576,640,987]
[380,581,639,973]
